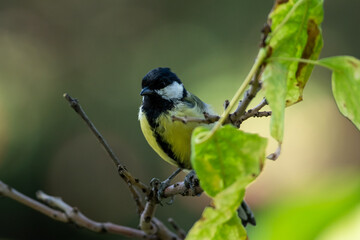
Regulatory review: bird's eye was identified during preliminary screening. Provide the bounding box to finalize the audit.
[160,82,167,88]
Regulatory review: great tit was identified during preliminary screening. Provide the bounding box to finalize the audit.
[138,67,256,226]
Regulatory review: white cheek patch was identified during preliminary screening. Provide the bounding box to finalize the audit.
[156,82,184,100]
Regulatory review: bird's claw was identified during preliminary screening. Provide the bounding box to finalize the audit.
[184,170,200,195]
[149,177,173,205]
[150,178,161,189]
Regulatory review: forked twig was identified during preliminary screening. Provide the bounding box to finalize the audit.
[0,181,154,239]
[229,67,263,126]
[63,93,150,197]
[238,98,271,126]
[63,93,181,239]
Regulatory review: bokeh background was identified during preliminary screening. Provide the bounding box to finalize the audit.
[0,1,359,239]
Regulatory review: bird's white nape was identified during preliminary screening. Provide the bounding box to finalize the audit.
[155,81,184,100]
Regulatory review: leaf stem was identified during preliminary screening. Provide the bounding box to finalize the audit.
[268,56,322,66]
[196,48,267,143]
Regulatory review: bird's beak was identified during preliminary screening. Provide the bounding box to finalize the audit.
[140,87,155,96]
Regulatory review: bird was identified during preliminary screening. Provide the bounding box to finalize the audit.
[138,67,256,226]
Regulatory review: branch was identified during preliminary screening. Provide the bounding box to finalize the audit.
[163,181,203,198]
[0,181,67,222]
[139,182,180,239]
[128,183,145,215]
[63,93,179,239]
[139,200,180,239]
[170,95,270,132]
[0,181,154,239]
[223,100,230,110]
[140,187,158,235]
[152,218,182,240]
[171,112,220,125]
[168,218,186,239]
[228,68,263,126]
[63,93,150,197]
[170,55,266,142]
[237,98,271,126]
[253,111,272,118]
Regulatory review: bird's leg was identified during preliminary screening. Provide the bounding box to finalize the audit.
[150,168,182,204]
[184,170,200,194]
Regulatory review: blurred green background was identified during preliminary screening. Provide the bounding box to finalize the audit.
[0,1,359,239]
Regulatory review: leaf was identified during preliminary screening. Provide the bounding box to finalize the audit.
[268,0,324,106]
[191,125,267,197]
[262,61,287,143]
[263,0,324,143]
[318,56,360,130]
[248,174,360,240]
[186,179,249,240]
[186,125,267,240]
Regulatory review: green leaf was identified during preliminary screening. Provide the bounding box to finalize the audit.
[263,0,324,143]
[318,56,360,131]
[191,125,267,197]
[248,174,360,240]
[267,0,324,106]
[186,179,249,240]
[262,61,287,143]
[186,125,267,240]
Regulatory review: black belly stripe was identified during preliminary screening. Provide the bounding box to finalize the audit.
[141,95,185,168]
[153,128,185,168]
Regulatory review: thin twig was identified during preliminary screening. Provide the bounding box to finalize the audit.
[163,181,203,198]
[229,68,263,127]
[63,93,150,197]
[140,181,159,235]
[200,48,268,143]
[223,100,230,110]
[139,177,184,239]
[128,183,144,215]
[168,218,186,239]
[254,111,272,118]
[36,191,153,238]
[237,98,271,126]
[0,181,68,222]
[138,198,181,239]
[171,113,220,125]
[0,181,154,239]
[140,199,157,235]
[152,218,181,240]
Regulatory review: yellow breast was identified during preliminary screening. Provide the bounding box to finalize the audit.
[139,110,180,167]
[139,102,213,169]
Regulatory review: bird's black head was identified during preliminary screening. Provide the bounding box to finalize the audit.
[140,67,186,101]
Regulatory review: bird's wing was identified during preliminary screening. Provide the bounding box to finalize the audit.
[182,92,216,115]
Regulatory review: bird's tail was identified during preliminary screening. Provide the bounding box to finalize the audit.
[237,200,256,227]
